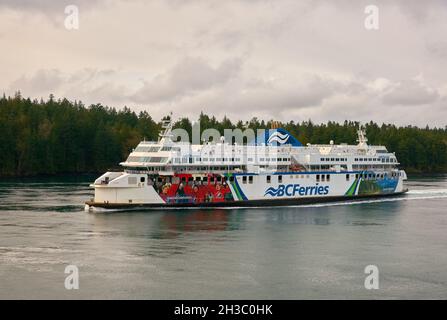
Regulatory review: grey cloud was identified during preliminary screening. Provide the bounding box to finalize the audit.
[382,80,440,106]
[227,76,336,112]
[2,0,447,126]
[132,57,242,103]
[0,0,104,13]
[8,68,133,105]
[426,41,447,59]
[159,74,341,121]
[9,69,64,94]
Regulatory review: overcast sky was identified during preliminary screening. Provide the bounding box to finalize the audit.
[1,0,447,126]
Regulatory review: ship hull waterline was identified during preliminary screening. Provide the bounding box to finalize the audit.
[85,189,409,211]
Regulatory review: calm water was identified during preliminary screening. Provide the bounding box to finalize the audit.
[0,175,446,299]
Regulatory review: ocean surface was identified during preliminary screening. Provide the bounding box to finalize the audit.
[0,174,446,299]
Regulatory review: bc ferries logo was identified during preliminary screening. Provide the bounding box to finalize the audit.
[264,184,329,197]
[267,131,290,145]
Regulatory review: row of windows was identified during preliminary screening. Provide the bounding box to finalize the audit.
[160,146,181,152]
[243,174,333,184]
[153,172,400,184]
[354,157,396,163]
[164,175,235,183]
[320,158,348,162]
[357,171,400,179]
[320,157,397,163]
[173,157,290,164]
[134,146,160,152]
[316,174,331,182]
[176,166,243,172]
[250,172,401,184]
[354,157,379,162]
[145,171,402,186]
[134,146,181,153]
[127,156,168,163]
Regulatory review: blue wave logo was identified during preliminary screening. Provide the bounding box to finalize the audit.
[267,131,290,144]
[264,187,280,196]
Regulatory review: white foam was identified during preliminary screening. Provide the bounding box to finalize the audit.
[406,189,447,195]
[296,194,447,208]
[85,189,447,212]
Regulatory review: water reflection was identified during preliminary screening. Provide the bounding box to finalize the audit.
[89,209,247,239]
[266,199,402,226]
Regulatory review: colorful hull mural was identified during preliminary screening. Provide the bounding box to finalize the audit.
[345,171,399,196]
[155,173,234,204]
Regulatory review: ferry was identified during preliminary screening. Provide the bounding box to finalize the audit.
[85,116,407,210]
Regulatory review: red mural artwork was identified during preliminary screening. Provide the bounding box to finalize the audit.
[156,174,234,204]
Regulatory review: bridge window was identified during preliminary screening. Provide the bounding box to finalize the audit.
[134,146,160,152]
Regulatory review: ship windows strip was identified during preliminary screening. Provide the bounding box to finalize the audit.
[126,156,168,163]
[134,146,160,152]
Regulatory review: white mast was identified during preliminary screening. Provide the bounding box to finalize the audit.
[356,124,368,148]
[159,112,173,144]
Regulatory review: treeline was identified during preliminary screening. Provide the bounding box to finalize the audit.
[0,93,446,177]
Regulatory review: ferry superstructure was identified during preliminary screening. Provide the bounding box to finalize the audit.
[86,117,407,209]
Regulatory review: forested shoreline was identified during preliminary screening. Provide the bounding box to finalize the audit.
[1,93,447,177]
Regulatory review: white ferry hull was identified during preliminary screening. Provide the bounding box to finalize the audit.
[86,170,407,210]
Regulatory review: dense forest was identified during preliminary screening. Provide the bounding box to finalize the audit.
[1,93,446,177]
